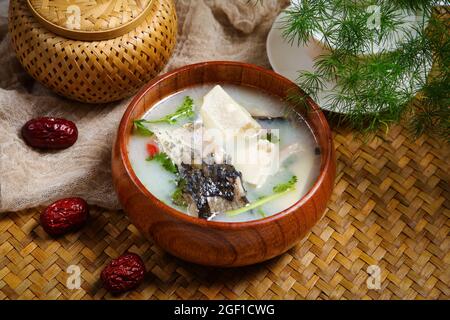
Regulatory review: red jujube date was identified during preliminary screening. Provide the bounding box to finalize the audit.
[22,117,78,149]
[40,197,89,236]
[101,252,146,294]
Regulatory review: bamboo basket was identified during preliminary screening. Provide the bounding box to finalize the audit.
[8,0,177,103]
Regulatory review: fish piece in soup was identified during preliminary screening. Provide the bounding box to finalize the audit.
[179,162,249,219]
[201,85,279,187]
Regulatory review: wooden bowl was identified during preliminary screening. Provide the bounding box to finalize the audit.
[112,61,336,267]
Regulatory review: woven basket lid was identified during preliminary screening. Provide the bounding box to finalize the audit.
[26,0,153,41]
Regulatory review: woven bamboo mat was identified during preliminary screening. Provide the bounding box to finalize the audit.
[1,123,449,300]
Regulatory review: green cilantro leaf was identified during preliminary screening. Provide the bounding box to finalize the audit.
[148,96,194,125]
[273,176,298,193]
[172,178,188,208]
[147,152,178,174]
[133,120,154,136]
[226,175,298,217]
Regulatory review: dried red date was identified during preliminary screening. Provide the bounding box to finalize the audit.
[101,252,146,294]
[22,117,78,149]
[40,198,89,236]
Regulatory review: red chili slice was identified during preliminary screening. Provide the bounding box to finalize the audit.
[146,143,159,159]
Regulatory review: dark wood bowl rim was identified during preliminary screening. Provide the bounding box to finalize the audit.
[117,61,334,230]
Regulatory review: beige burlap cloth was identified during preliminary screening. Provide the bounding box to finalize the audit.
[0,0,290,212]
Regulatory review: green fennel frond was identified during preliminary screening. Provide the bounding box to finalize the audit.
[279,0,449,140]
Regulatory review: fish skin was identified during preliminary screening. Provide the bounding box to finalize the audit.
[180,162,249,219]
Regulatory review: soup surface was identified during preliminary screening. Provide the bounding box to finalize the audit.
[128,84,321,222]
